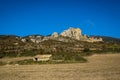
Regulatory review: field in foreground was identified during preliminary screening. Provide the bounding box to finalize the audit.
[0,53,120,80]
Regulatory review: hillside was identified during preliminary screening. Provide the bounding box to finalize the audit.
[0,27,120,58]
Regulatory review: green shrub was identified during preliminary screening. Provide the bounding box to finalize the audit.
[52,54,64,60]
[52,52,87,63]
[83,48,90,52]
[74,54,87,62]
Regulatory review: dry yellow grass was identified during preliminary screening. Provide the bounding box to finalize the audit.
[0,53,120,80]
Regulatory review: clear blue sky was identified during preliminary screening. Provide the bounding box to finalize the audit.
[0,0,120,38]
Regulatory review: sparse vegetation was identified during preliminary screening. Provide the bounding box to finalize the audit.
[8,53,87,65]
[0,35,120,66]
[52,53,87,63]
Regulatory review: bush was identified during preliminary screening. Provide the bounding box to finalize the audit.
[83,48,90,52]
[52,54,64,60]
[52,52,87,63]
[74,54,87,62]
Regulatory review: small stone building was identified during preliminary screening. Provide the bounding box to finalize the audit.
[33,54,52,61]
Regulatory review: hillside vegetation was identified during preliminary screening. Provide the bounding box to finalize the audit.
[0,28,120,64]
[0,35,120,58]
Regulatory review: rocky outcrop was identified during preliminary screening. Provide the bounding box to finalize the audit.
[51,32,59,38]
[60,27,103,42]
[87,37,103,43]
[20,27,103,43]
[60,27,82,40]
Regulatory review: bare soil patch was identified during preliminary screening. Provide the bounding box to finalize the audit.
[0,57,32,63]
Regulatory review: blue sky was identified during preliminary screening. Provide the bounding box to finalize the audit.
[0,0,120,38]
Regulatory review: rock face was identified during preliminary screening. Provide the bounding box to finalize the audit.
[60,27,103,42]
[51,32,59,38]
[60,27,82,40]
[21,27,103,43]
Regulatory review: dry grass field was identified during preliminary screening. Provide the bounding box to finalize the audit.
[0,53,120,80]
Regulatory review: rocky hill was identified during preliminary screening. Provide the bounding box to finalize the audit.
[21,27,103,43]
[0,27,120,58]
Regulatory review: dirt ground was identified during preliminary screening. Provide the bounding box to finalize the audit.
[0,57,33,63]
[0,53,120,80]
